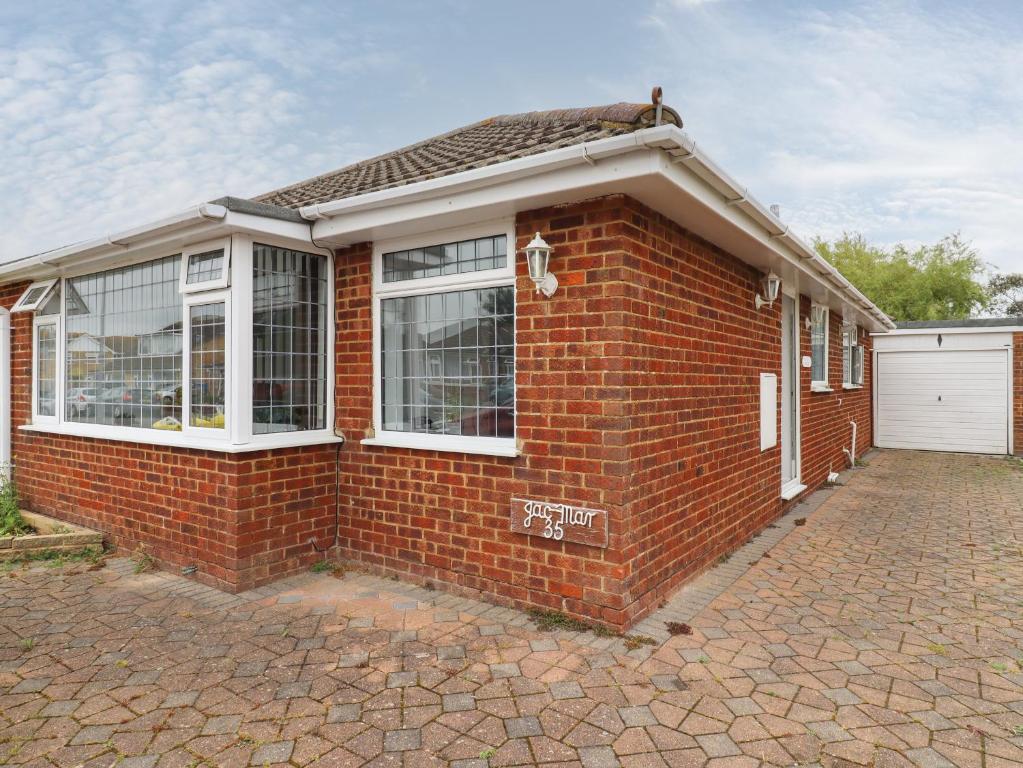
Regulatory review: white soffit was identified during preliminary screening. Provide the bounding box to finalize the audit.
[304,126,892,332]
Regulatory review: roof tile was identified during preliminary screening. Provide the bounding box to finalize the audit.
[253,102,681,210]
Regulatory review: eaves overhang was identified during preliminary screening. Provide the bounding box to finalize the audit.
[300,125,895,332]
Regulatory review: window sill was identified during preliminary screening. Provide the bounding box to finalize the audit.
[19,422,344,453]
[362,433,519,458]
[810,384,833,393]
[842,384,864,390]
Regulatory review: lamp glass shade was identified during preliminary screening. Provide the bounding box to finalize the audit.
[762,272,781,304]
[524,232,552,288]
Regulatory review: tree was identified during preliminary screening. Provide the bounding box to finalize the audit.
[987,273,1023,318]
[814,232,989,322]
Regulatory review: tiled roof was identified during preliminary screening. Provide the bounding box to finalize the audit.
[253,102,682,210]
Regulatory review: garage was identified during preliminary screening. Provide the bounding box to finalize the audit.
[873,321,1020,455]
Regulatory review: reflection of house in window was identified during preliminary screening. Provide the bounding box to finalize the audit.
[139,326,184,357]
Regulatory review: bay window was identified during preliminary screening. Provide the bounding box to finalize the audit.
[368,225,517,456]
[15,235,334,451]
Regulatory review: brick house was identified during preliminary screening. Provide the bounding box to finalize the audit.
[0,99,898,629]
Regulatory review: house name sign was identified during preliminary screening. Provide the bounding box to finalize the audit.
[510,498,608,548]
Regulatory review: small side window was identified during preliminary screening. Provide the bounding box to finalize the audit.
[810,304,829,387]
[12,279,58,313]
[180,239,230,292]
[843,324,863,387]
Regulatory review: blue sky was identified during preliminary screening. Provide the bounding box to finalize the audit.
[3,0,1022,272]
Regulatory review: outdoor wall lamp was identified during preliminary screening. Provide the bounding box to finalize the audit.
[523,232,558,297]
[754,271,781,310]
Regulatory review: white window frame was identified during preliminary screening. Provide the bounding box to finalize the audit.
[182,290,231,437]
[810,303,830,391]
[13,279,58,313]
[180,238,231,293]
[32,313,61,425]
[363,220,518,457]
[842,323,864,389]
[20,233,338,453]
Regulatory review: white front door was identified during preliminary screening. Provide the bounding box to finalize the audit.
[780,295,800,490]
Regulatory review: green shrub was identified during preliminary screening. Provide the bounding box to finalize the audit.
[0,468,30,537]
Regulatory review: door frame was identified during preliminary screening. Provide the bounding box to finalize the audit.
[780,290,804,499]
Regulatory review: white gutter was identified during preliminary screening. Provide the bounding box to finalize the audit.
[299,128,670,220]
[654,131,893,329]
[300,125,895,330]
[0,203,228,279]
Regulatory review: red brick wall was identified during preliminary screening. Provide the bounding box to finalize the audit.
[2,192,876,624]
[333,201,633,626]
[607,199,873,623]
[1015,332,1023,456]
[1,281,336,592]
[798,297,874,490]
[332,195,874,629]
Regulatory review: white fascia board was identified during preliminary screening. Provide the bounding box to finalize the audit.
[0,205,322,283]
[309,150,663,246]
[0,203,228,281]
[307,123,892,332]
[304,124,891,331]
[300,127,677,222]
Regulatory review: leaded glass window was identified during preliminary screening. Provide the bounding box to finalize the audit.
[252,244,328,434]
[383,235,507,283]
[64,256,183,429]
[380,286,514,437]
[189,302,226,428]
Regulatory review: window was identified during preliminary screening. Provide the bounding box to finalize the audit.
[252,244,328,434]
[188,301,227,429]
[371,228,516,456]
[13,279,58,313]
[810,304,829,387]
[66,256,182,430]
[34,322,58,420]
[383,234,507,282]
[843,324,864,387]
[180,239,230,292]
[381,287,514,437]
[21,236,334,450]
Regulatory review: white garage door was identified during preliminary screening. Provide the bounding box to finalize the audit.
[876,349,1009,454]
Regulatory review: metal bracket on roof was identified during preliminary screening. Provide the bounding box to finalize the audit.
[105,236,130,250]
[581,145,596,166]
[769,227,790,240]
[725,196,747,206]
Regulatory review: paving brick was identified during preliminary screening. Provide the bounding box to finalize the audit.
[383,729,421,752]
[505,715,543,738]
[251,740,294,765]
[442,693,475,712]
[578,745,621,768]
[489,662,520,679]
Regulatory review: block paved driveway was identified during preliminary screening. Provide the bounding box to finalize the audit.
[3,450,1023,767]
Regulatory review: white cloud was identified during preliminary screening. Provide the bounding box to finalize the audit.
[0,3,386,262]
[642,0,1023,273]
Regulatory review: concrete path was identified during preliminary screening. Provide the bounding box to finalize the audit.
[2,450,1023,766]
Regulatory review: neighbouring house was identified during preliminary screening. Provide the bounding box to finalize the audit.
[0,97,899,629]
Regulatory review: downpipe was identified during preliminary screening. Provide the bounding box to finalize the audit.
[842,420,857,468]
